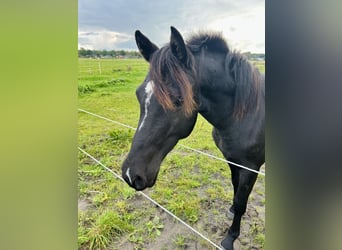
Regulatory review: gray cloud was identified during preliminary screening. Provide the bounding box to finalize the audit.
[78,0,264,52]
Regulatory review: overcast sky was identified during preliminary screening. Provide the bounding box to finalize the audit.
[78,0,264,53]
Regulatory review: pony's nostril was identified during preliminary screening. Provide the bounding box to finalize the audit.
[133,175,146,191]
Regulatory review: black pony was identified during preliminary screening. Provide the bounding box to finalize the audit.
[122,27,264,250]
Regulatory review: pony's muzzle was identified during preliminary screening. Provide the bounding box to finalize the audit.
[122,167,147,191]
[131,175,147,191]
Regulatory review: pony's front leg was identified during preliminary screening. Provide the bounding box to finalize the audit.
[221,169,258,250]
[227,165,240,218]
[221,214,242,250]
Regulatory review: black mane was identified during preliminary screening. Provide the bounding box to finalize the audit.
[187,32,229,54]
[187,32,263,119]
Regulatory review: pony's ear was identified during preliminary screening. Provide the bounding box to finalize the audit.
[170,26,188,64]
[135,30,158,62]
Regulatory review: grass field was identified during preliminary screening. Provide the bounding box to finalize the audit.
[78,58,265,249]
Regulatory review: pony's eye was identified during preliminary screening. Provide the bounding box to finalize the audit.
[173,97,183,107]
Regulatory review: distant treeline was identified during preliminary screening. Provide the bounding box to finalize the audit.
[78,48,264,60]
[242,52,265,61]
[78,48,142,58]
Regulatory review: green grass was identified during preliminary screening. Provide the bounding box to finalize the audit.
[78,58,265,249]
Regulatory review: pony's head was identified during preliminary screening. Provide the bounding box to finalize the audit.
[122,27,198,190]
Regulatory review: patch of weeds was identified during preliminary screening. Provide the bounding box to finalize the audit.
[117,184,136,199]
[78,225,89,248]
[255,233,265,248]
[87,210,134,249]
[78,180,89,196]
[261,197,265,205]
[167,155,184,166]
[167,193,200,223]
[206,187,220,200]
[96,78,126,88]
[134,246,147,250]
[249,222,265,249]
[174,234,186,248]
[129,234,144,245]
[78,85,95,95]
[113,199,125,210]
[92,191,109,206]
[128,228,145,246]
[206,186,233,201]
[99,91,111,96]
[152,185,174,201]
[212,208,220,215]
[79,164,104,178]
[174,177,201,189]
[146,216,164,239]
[78,212,92,248]
[256,188,264,196]
[109,129,133,146]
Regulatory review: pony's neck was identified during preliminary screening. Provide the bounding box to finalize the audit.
[195,52,235,129]
[194,50,264,130]
[198,90,235,130]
